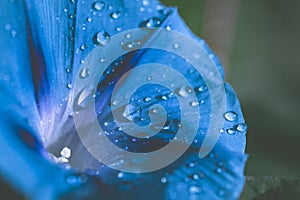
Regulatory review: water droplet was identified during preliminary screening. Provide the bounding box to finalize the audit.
[80,68,91,78]
[125,33,132,39]
[189,186,201,194]
[151,108,160,114]
[67,83,73,89]
[157,95,168,101]
[196,85,207,93]
[142,0,150,6]
[99,57,107,63]
[190,101,199,107]
[60,147,71,158]
[141,17,161,27]
[116,27,122,32]
[219,128,225,133]
[160,177,167,183]
[226,128,236,135]
[86,17,93,22]
[235,123,247,133]
[165,25,172,31]
[112,100,119,106]
[11,30,17,38]
[93,1,105,11]
[173,43,180,50]
[187,161,197,168]
[215,167,223,174]
[121,40,142,50]
[224,111,238,122]
[80,44,87,51]
[75,87,95,109]
[63,8,68,13]
[117,172,124,178]
[93,31,110,46]
[191,173,199,180]
[110,11,121,20]
[143,97,152,102]
[177,86,191,97]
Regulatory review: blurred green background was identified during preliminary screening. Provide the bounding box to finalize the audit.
[162,0,300,177]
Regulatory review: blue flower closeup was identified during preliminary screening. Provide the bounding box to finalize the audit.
[0,0,247,199]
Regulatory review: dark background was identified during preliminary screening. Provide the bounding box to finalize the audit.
[162,0,300,177]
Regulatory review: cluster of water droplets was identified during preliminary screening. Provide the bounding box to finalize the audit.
[223,111,248,135]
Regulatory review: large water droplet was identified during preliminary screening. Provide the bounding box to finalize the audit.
[110,11,121,20]
[93,31,110,46]
[224,111,238,122]
[80,68,91,78]
[235,123,248,133]
[75,87,95,109]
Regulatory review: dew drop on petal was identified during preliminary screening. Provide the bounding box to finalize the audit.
[93,1,105,11]
[86,17,93,22]
[226,128,236,135]
[236,123,248,133]
[189,186,201,194]
[143,97,152,102]
[67,83,73,89]
[177,86,191,97]
[190,101,199,107]
[11,30,17,38]
[80,44,87,51]
[141,17,161,27]
[60,147,71,159]
[80,68,91,78]
[224,111,238,122]
[117,172,124,178]
[165,25,172,31]
[173,43,180,50]
[160,177,167,183]
[93,31,110,46]
[99,57,107,63]
[142,0,150,6]
[215,167,223,174]
[196,85,207,93]
[110,11,121,20]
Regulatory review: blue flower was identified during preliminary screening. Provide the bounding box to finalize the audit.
[0,0,247,199]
